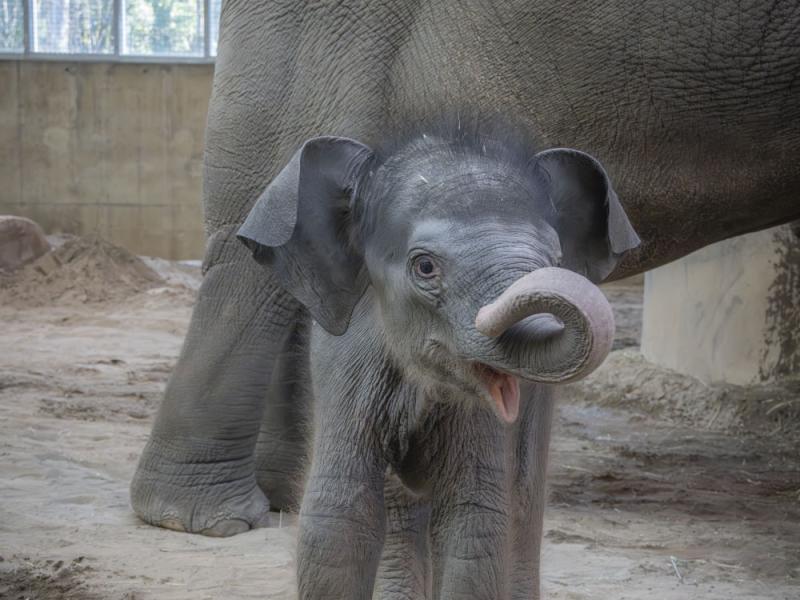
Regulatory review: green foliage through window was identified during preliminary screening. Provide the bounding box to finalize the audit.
[209,0,220,55]
[0,0,223,58]
[0,0,24,52]
[124,0,202,56]
[33,0,114,54]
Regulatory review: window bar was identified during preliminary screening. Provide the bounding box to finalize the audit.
[24,0,33,54]
[113,0,122,57]
[204,0,211,58]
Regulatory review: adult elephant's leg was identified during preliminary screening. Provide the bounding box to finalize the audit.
[131,231,300,536]
[254,315,311,510]
[375,473,431,599]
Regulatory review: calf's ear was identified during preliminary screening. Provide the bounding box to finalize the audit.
[533,148,640,282]
[237,136,374,335]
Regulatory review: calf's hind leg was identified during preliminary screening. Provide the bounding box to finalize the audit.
[375,473,431,599]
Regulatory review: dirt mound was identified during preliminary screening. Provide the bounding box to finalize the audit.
[568,349,800,436]
[0,234,164,307]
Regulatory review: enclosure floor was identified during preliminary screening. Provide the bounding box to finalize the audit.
[0,273,798,599]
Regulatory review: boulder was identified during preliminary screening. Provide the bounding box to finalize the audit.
[0,216,51,273]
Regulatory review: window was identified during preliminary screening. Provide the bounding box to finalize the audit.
[1,0,223,60]
[0,0,24,52]
[33,0,114,54]
[123,0,203,57]
[209,0,220,56]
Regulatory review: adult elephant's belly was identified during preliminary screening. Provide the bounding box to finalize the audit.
[211,0,800,277]
[385,1,800,277]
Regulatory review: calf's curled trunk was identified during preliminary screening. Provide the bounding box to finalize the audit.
[475,267,615,384]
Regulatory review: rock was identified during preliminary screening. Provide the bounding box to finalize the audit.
[33,252,62,277]
[0,216,51,272]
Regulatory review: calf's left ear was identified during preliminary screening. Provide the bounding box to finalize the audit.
[534,148,640,282]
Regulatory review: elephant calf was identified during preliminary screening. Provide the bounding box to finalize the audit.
[231,123,639,598]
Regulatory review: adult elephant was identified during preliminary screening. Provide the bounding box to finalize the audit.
[131,0,800,591]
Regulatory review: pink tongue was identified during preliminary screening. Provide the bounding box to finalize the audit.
[489,374,520,424]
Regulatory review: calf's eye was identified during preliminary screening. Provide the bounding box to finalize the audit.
[413,255,439,279]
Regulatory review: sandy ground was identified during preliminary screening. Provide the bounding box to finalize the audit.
[1,242,798,599]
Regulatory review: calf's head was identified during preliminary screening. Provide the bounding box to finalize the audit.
[239,130,639,423]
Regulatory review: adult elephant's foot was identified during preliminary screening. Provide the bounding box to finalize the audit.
[131,435,271,537]
[129,232,301,536]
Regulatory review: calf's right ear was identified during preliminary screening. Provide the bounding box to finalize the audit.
[533,148,640,282]
[237,136,374,335]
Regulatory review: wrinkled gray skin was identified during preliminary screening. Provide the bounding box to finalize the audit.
[130,0,800,597]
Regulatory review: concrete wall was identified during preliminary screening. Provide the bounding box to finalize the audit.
[0,60,213,260]
[641,224,800,385]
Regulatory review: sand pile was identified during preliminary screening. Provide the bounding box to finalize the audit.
[569,348,800,436]
[0,234,164,307]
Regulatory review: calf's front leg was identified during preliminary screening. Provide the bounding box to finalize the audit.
[298,443,386,599]
[428,387,553,600]
[428,406,511,599]
[298,328,397,599]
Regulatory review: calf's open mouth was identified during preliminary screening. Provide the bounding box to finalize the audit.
[474,364,521,424]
